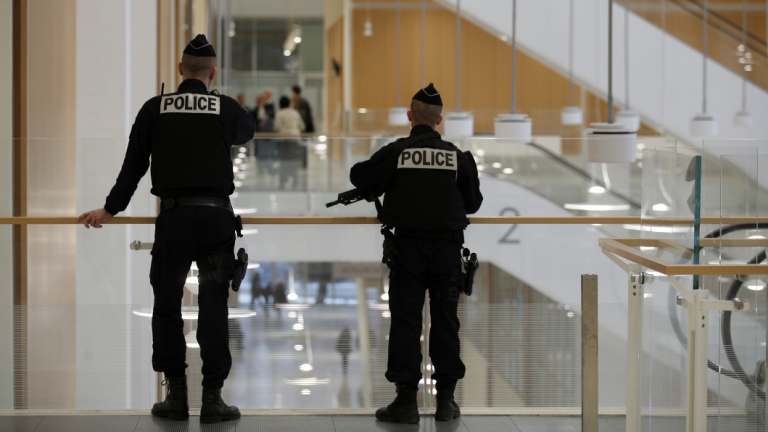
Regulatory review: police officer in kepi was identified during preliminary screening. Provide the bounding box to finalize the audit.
[350,83,483,424]
[77,34,254,424]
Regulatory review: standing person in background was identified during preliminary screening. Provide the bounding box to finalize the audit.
[252,90,275,133]
[275,96,305,189]
[274,96,304,136]
[291,85,315,134]
[77,34,253,424]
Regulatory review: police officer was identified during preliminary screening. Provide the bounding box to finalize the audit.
[350,83,482,423]
[77,34,254,424]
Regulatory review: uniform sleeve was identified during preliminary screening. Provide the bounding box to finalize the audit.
[103,100,155,216]
[224,97,255,146]
[457,150,483,214]
[349,142,402,197]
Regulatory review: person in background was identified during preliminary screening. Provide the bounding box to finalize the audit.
[274,96,305,189]
[236,93,247,108]
[335,328,353,374]
[249,271,263,309]
[291,85,315,134]
[252,90,275,133]
[275,96,304,136]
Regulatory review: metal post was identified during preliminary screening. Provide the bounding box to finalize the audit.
[685,291,709,432]
[420,1,426,85]
[608,0,614,124]
[342,0,353,132]
[394,0,401,106]
[356,278,373,407]
[567,0,575,105]
[702,0,709,113]
[660,0,667,125]
[624,8,630,109]
[581,275,599,432]
[740,0,748,112]
[692,155,702,290]
[511,0,518,113]
[455,0,462,112]
[625,272,644,432]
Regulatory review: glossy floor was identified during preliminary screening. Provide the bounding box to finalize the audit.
[0,415,764,432]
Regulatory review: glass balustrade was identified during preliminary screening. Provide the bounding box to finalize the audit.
[1,137,765,432]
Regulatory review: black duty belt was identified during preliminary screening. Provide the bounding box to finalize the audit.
[161,196,243,238]
[394,228,464,242]
[161,196,233,212]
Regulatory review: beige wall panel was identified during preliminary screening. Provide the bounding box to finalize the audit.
[0,0,14,410]
[24,0,77,409]
[344,1,665,135]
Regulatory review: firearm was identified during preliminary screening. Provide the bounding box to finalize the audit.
[231,248,248,292]
[326,188,368,208]
[461,247,479,296]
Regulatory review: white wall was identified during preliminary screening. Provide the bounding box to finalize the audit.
[75,0,156,409]
[437,0,768,145]
[0,0,14,410]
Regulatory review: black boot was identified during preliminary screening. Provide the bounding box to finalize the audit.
[151,376,189,420]
[435,382,460,421]
[435,398,461,421]
[200,387,241,424]
[375,384,419,424]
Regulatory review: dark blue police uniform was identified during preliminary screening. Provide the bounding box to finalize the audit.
[349,83,482,423]
[103,63,253,390]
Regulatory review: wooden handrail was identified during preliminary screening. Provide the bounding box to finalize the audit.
[599,238,768,275]
[2,216,768,225]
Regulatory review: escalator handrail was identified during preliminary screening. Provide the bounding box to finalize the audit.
[526,141,642,210]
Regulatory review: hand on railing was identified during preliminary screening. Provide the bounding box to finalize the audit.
[77,208,114,229]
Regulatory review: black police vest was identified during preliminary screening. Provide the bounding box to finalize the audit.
[151,92,233,197]
[382,136,469,231]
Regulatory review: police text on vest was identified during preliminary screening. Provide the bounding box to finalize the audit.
[161,94,220,114]
[398,148,457,171]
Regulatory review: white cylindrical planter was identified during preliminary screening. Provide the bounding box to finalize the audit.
[444,111,474,139]
[494,113,532,141]
[690,113,719,138]
[388,106,409,126]
[561,106,583,126]
[734,110,753,128]
[616,109,641,132]
[586,122,637,163]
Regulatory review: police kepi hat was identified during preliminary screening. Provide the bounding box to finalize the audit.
[184,34,216,58]
[412,83,443,107]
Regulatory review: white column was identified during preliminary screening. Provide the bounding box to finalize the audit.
[75,0,157,409]
[0,0,14,410]
[625,272,644,432]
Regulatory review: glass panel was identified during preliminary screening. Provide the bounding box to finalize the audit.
[11,218,637,411]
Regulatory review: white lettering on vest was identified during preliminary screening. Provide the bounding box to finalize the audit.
[398,148,457,171]
[161,94,221,115]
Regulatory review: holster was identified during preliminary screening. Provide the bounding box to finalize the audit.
[461,247,479,296]
[381,226,397,269]
[231,248,248,292]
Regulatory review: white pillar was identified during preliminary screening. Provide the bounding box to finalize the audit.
[342,0,352,132]
[75,0,157,409]
[0,0,14,410]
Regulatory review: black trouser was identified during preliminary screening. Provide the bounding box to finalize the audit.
[150,206,235,389]
[385,235,466,393]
